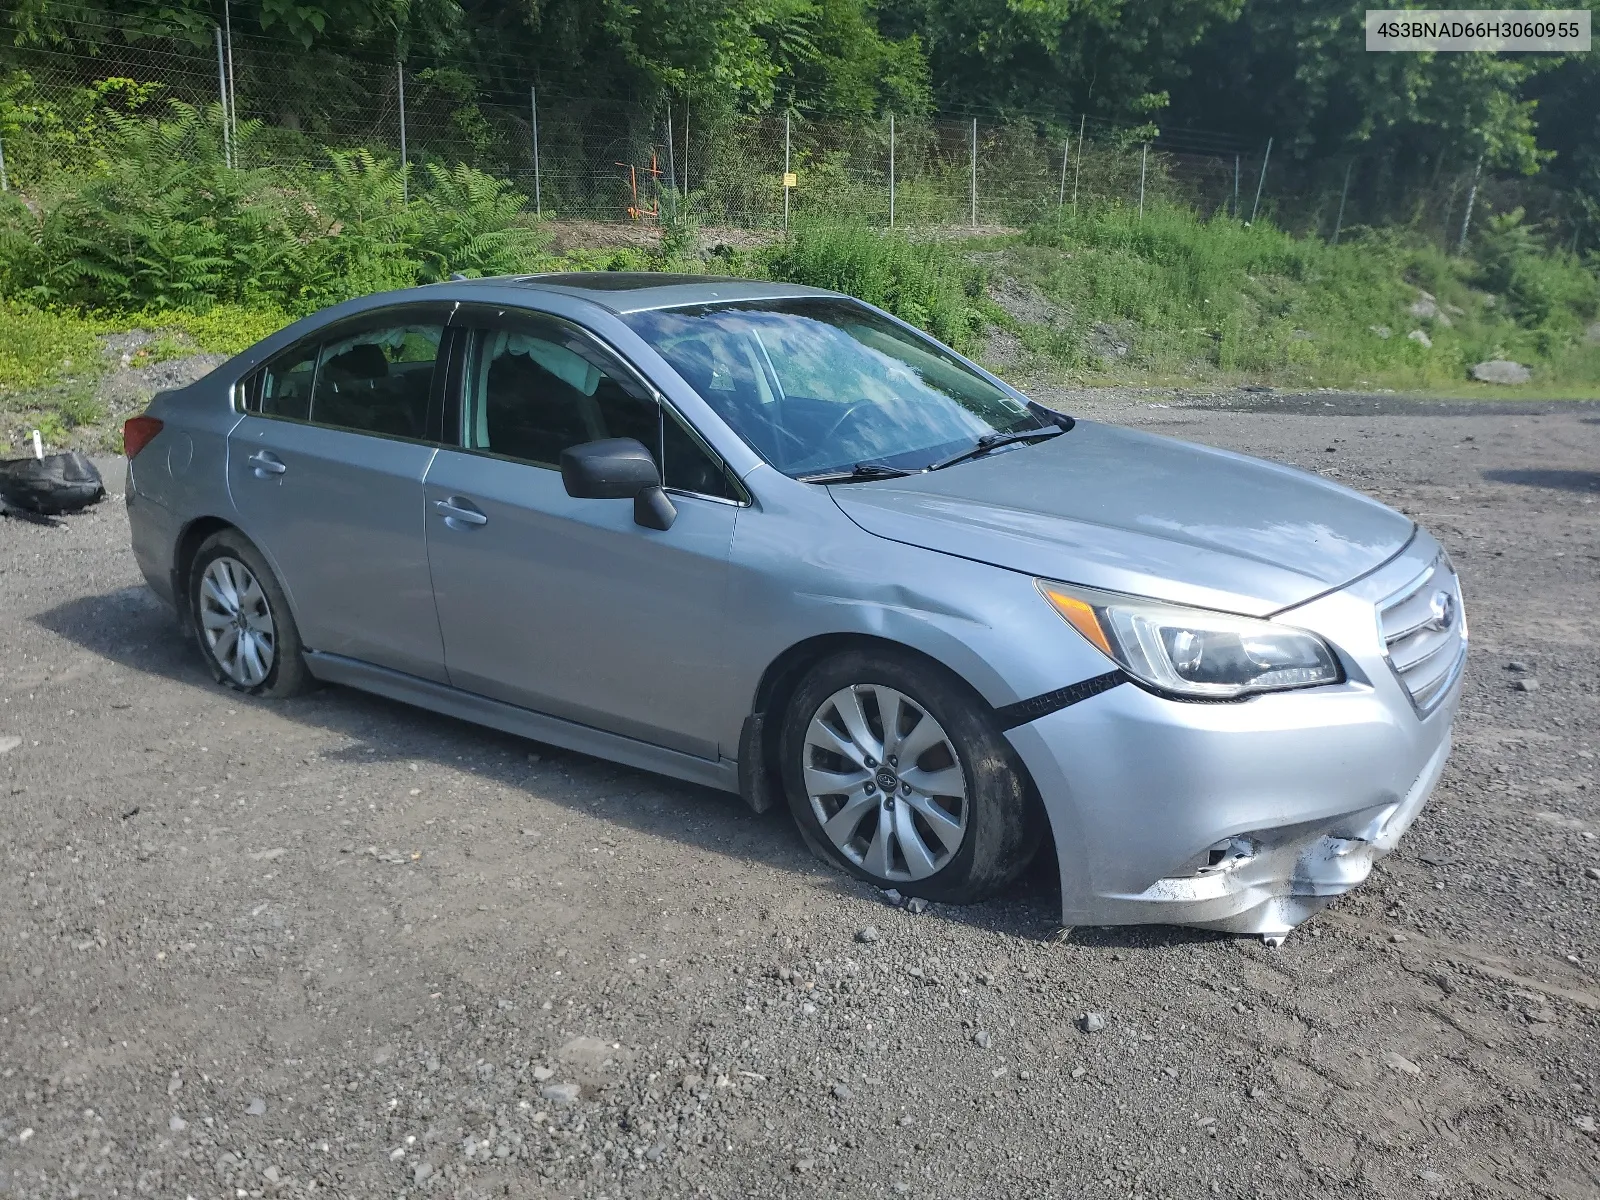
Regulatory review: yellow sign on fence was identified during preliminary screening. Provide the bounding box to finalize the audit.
[782,172,798,189]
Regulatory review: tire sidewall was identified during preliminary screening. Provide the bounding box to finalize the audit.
[779,649,1034,903]
[189,533,298,696]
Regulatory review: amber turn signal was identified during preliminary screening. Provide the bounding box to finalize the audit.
[1037,582,1115,658]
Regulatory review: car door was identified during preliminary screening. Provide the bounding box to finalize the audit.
[227,304,452,683]
[423,305,743,760]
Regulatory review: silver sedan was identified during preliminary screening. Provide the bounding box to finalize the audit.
[122,274,1466,939]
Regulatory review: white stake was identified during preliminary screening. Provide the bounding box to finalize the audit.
[32,429,44,459]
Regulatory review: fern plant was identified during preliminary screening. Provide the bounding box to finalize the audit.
[410,162,549,282]
[0,81,554,316]
[294,150,418,309]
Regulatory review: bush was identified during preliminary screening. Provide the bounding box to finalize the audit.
[0,95,552,317]
[1474,208,1599,331]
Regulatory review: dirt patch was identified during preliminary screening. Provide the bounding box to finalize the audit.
[3,400,1599,1197]
[94,332,226,419]
[984,274,1067,328]
[3,331,227,456]
[543,219,778,256]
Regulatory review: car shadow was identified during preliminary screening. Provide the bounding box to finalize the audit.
[1481,467,1600,493]
[32,586,1256,951]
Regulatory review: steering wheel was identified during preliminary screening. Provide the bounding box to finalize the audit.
[761,419,812,460]
[817,401,875,446]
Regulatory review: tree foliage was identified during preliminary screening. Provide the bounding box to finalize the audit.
[1166,1,1564,174]
[2,1,1595,197]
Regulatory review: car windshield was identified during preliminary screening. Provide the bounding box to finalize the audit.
[621,299,1050,478]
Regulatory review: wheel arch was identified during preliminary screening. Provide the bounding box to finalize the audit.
[172,516,239,625]
[172,517,303,637]
[737,632,1047,833]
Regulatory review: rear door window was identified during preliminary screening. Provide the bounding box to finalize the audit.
[309,324,444,440]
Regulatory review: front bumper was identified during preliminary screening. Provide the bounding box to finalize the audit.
[1004,532,1465,937]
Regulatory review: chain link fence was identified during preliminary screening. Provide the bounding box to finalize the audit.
[0,23,1581,250]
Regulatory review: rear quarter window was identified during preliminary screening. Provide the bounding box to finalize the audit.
[247,345,318,421]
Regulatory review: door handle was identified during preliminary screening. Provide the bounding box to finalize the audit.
[248,451,287,477]
[434,497,488,527]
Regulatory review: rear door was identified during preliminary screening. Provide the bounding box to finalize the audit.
[422,305,743,759]
[227,304,453,682]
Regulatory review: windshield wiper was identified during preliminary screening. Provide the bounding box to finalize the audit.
[926,425,1063,471]
[798,462,916,484]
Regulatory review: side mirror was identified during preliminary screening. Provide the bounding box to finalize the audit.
[560,437,677,531]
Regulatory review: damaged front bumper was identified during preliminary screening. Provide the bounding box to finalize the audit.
[1003,534,1465,939]
[1085,735,1448,937]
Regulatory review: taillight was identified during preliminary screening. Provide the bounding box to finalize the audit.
[123,415,164,459]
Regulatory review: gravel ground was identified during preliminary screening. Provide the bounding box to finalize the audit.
[2,393,1598,1200]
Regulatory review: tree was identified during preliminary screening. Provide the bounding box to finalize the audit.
[1169,0,1562,174]
[878,0,1242,121]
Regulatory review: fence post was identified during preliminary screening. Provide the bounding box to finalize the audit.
[214,27,233,168]
[1138,142,1148,219]
[1071,114,1085,208]
[783,110,791,232]
[530,87,542,216]
[224,0,238,155]
[397,61,408,204]
[888,112,896,228]
[1457,154,1482,254]
[1332,159,1353,245]
[1057,134,1069,216]
[1233,154,1240,218]
[683,98,689,194]
[0,129,8,192]
[666,106,676,194]
[1249,137,1272,224]
[969,118,977,228]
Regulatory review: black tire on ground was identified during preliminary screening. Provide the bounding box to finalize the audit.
[0,451,105,515]
[188,529,315,698]
[778,648,1041,905]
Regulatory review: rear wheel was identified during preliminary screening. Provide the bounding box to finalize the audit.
[779,649,1039,904]
[189,530,313,698]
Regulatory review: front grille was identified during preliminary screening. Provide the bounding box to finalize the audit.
[1378,554,1467,715]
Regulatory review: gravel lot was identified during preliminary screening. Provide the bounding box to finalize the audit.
[2,392,1598,1200]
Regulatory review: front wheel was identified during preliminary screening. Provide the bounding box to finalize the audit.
[188,530,314,698]
[779,649,1040,904]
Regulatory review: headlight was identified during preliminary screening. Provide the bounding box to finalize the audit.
[1037,580,1343,699]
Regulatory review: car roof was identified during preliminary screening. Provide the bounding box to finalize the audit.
[499,272,842,314]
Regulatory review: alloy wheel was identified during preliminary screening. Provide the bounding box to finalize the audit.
[198,556,277,688]
[802,684,969,882]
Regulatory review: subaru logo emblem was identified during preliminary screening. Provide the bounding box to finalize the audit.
[1426,590,1455,631]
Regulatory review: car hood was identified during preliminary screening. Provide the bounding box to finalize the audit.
[828,420,1416,616]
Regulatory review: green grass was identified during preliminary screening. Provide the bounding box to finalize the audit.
[993,203,1600,392]
[1,301,291,452]
[0,302,101,396]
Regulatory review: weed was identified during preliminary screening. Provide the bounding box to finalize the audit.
[763,222,990,351]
